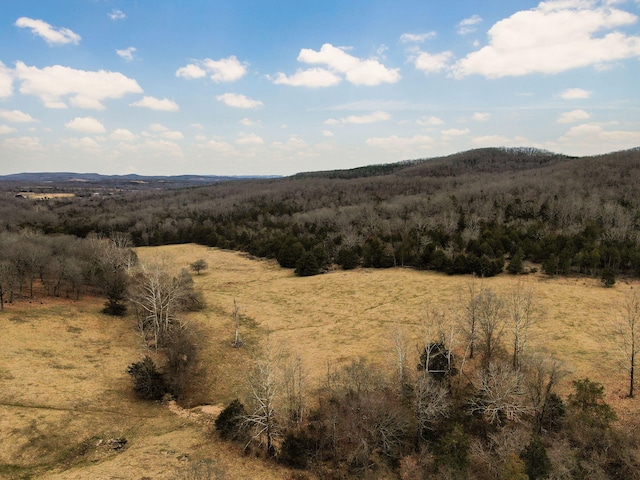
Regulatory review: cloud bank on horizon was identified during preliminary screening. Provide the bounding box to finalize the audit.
[0,0,639,176]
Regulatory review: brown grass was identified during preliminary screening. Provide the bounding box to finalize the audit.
[1,243,638,478]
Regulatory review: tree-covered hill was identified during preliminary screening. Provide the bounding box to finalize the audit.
[2,147,640,280]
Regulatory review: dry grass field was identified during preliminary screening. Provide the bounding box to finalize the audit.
[1,243,638,479]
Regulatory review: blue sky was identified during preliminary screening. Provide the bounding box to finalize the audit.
[1,0,639,176]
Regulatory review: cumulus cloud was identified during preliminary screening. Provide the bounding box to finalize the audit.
[558,109,591,123]
[452,1,640,78]
[130,96,179,111]
[472,134,531,147]
[559,87,593,99]
[457,15,483,35]
[3,136,43,150]
[236,132,264,145]
[15,62,142,109]
[162,130,184,140]
[400,32,437,43]
[442,128,470,137]
[201,139,238,155]
[110,128,138,141]
[0,125,17,135]
[108,9,126,21]
[65,117,106,133]
[62,136,102,151]
[366,134,434,151]
[0,62,12,98]
[216,93,263,109]
[554,122,640,154]
[0,109,37,123]
[472,112,491,122]
[325,110,391,125]
[175,64,207,79]
[272,68,342,87]
[417,115,444,126]
[116,47,136,61]
[271,136,309,151]
[176,56,247,82]
[274,43,400,87]
[412,50,454,74]
[15,17,81,46]
[322,130,334,137]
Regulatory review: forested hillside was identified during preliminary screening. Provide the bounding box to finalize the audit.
[2,147,639,281]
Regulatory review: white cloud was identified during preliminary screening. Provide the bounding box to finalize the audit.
[326,110,391,125]
[559,87,593,99]
[108,9,126,21]
[176,56,247,82]
[457,14,483,35]
[201,139,238,155]
[162,130,184,140]
[140,139,183,157]
[553,122,640,154]
[62,136,102,151]
[442,128,470,137]
[3,136,43,150]
[0,125,17,135]
[322,130,334,137]
[65,117,106,133]
[149,123,169,132]
[236,133,264,145]
[15,62,142,109]
[472,134,531,147]
[400,32,437,43]
[272,68,342,88]
[15,17,81,46]
[453,1,640,78]
[417,115,444,126]
[366,134,434,151]
[175,64,207,79]
[279,43,400,86]
[240,118,256,126]
[412,50,454,74]
[110,128,138,141]
[116,47,136,61]
[0,109,37,123]
[216,93,263,109]
[472,112,491,122]
[130,96,179,111]
[0,62,12,98]
[272,136,309,151]
[557,109,591,123]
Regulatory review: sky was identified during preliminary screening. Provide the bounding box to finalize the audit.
[0,0,639,176]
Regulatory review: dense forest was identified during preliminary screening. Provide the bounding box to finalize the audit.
[2,147,640,283]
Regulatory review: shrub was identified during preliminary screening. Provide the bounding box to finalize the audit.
[215,399,247,440]
[126,356,167,401]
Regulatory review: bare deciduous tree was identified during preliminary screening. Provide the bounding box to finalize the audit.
[469,361,529,426]
[283,352,306,425]
[129,263,186,349]
[414,374,451,437]
[461,279,482,360]
[507,281,540,369]
[615,289,640,398]
[523,354,566,432]
[477,289,507,365]
[243,337,282,456]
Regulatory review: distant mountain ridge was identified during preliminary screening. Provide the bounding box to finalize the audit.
[0,172,281,183]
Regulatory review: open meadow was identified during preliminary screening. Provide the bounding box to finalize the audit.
[1,243,639,478]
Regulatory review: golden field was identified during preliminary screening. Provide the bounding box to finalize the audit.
[1,243,638,478]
